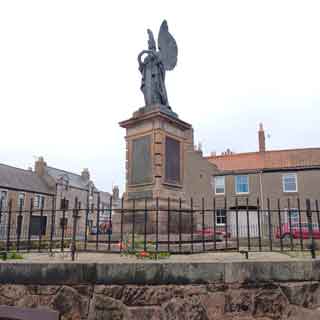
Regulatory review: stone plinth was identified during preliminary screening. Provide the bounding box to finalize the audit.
[119,105,196,233]
[112,198,197,234]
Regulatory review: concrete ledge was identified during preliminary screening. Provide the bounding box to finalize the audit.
[0,260,319,285]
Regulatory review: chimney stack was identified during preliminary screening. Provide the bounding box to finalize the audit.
[34,157,47,177]
[81,168,90,181]
[258,123,266,152]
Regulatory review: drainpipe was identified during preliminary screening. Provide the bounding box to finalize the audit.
[259,170,265,235]
[259,170,264,210]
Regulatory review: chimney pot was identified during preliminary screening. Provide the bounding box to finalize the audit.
[258,123,266,152]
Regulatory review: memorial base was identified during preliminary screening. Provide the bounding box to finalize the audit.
[112,199,198,235]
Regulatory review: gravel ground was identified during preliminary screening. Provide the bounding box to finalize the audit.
[17,250,300,263]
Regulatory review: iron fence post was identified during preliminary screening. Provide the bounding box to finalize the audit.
[155,197,159,255]
[27,198,33,252]
[60,197,66,252]
[213,197,217,250]
[17,199,23,251]
[235,197,239,250]
[278,199,283,251]
[120,197,124,253]
[49,196,56,253]
[84,198,89,251]
[143,198,147,252]
[257,197,262,251]
[132,198,135,252]
[71,198,79,261]
[267,198,272,251]
[96,193,100,251]
[288,198,294,251]
[38,198,44,252]
[6,199,12,253]
[316,200,320,232]
[179,198,182,253]
[108,196,112,252]
[190,198,194,253]
[306,199,316,259]
[167,197,170,253]
[202,197,205,252]
[224,197,228,250]
[297,198,303,251]
[246,197,250,251]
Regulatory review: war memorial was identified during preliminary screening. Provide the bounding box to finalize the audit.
[0,20,320,320]
[115,20,215,236]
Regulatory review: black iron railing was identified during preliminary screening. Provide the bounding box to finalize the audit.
[0,196,319,260]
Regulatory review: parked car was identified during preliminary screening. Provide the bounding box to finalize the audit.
[275,223,320,239]
[196,227,231,241]
[91,221,112,235]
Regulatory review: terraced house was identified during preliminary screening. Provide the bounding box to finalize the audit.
[207,124,320,238]
[0,158,111,241]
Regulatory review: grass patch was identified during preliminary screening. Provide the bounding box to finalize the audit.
[0,251,24,261]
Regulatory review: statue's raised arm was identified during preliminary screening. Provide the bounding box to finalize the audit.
[138,20,178,108]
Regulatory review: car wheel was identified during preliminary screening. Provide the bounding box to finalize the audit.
[281,233,292,240]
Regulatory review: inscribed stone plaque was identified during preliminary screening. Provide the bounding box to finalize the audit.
[128,190,153,200]
[165,136,181,184]
[131,135,152,185]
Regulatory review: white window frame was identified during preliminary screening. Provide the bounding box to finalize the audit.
[34,194,45,209]
[0,190,8,209]
[282,173,298,193]
[216,208,226,226]
[235,175,249,194]
[18,192,25,208]
[214,176,225,195]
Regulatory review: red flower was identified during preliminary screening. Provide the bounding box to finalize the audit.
[140,251,149,257]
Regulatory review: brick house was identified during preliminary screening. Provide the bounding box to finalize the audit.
[0,163,55,240]
[0,158,113,240]
[206,124,320,237]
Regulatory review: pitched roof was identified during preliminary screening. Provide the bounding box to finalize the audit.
[0,163,54,195]
[46,166,91,190]
[206,148,320,172]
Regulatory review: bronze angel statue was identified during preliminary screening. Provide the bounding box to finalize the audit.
[138,20,178,107]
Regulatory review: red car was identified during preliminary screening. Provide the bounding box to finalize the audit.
[196,228,231,240]
[275,223,320,239]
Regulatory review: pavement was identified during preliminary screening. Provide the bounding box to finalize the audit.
[19,250,300,263]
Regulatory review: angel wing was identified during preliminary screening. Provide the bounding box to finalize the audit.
[158,20,178,71]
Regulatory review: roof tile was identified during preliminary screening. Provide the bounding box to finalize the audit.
[207,148,320,171]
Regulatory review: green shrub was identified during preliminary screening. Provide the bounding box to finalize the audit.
[0,251,23,261]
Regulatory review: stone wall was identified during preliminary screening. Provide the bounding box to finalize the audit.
[1,282,320,319]
[0,260,320,319]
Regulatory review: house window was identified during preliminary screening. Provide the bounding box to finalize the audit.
[0,190,7,209]
[18,193,25,208]
[60,198,69,210]
[216,209,226,225]
[283,173,298,193]
[214,176,225,195]
[235,175,249,194]
[34,195,45,209]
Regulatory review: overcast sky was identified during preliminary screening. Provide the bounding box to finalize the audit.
[1,0,320,193]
